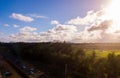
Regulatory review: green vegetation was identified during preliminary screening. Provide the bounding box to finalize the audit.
[1,43,120,78]
[85,50,120,58]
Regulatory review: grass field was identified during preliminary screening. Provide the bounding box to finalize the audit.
[85,49,120,58]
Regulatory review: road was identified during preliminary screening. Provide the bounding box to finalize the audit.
[0,55,22,78]
[0,54,48,78]
[0,43,48,78]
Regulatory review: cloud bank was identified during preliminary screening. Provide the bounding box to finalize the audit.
[1,5,120,43]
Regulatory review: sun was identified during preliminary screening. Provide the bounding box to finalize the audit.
[104,0,120,32]
[106,0,120,20]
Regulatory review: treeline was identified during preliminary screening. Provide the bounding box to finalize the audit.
[0,43,120,78]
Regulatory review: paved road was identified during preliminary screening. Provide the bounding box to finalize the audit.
[0,55,22,78]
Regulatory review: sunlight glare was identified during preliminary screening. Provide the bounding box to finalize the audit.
[105,0,120,32]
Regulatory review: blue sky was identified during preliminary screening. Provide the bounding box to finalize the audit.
[0,0,112,42]
[0,0,105,31]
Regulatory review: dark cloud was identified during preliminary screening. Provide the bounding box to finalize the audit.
[87,20,113,31]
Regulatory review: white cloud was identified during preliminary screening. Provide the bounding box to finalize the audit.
[28,14,47,19]
[20,26,37,32]
[39,24,77,42]
[8,24,77,42]
[4,24,10,27]
[10,13,34,22]
[13,24,19,28]
[67,10,105,26]
[8,26,39,42]
[51,20,59,25]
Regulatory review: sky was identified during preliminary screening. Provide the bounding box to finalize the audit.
[1,0,119,43]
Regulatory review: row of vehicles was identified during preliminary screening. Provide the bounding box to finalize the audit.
[0,52,48,78]
[0,43,49,78]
